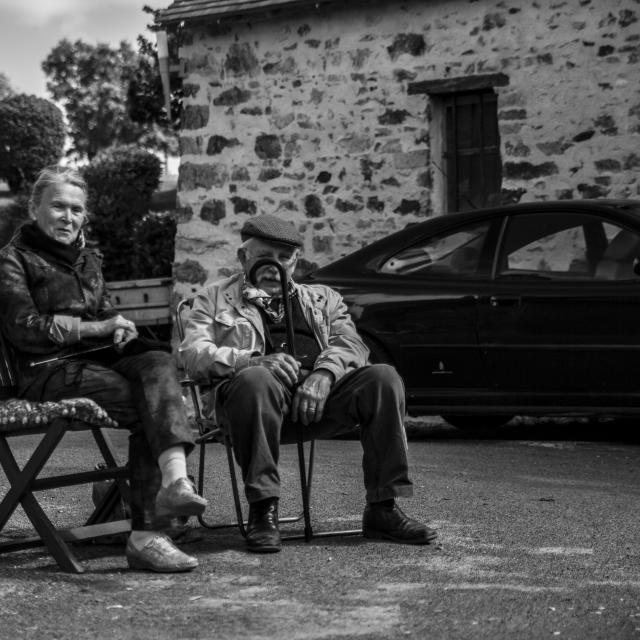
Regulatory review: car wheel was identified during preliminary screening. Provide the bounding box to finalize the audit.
[441,415,513,430]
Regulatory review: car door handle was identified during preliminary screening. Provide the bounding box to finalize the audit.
[490,295,521,308]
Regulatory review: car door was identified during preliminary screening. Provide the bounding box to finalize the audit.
[476,211,640,399]
[364,218,501,401]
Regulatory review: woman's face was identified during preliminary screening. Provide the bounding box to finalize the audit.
[32,181,87,245]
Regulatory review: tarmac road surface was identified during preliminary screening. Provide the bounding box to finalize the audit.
[0,416,638,640]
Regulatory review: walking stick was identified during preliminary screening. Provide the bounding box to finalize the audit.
[248,258,313,541]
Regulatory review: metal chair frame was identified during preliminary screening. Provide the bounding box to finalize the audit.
[177,299,312,540]
[0,333,131,573]
[176,257,361,541]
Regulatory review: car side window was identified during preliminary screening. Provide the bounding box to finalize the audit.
[498,213,640,281]
[504,225,589,274]
[594,224,640,280]
[379,221,492,277]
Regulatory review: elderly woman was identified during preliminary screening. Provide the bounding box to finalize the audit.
[0,165,206,573]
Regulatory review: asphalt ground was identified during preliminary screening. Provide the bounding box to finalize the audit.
[0,416,639,640]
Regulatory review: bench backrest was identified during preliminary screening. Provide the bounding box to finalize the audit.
[107,278,172,327]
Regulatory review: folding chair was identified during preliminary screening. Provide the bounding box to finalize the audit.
[176,258,362,542]
[0,333,131,573]
[176,298,311,539]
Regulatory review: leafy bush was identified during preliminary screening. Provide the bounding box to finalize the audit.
[83,145,175,281]
[0,195,29,250]
[0,94,65,192]
[132,212,177,278]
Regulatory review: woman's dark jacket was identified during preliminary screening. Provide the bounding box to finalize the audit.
[0,222,117,392]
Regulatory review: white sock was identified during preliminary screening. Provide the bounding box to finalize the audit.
[129,530,158,551]
[158,446,188,488]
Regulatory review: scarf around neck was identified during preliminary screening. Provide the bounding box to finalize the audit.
[20,221,83,266]
[241,274,296,323]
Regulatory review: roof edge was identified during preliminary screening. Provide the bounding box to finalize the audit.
[155,0,338,28]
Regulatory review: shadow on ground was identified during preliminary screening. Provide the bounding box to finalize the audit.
[405,414,640,445]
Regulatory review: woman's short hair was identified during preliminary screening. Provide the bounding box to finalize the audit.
[29,165,87,212]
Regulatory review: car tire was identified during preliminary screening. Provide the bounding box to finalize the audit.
[441,415,513,430]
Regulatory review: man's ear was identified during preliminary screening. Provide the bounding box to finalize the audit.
[237,246,247,266]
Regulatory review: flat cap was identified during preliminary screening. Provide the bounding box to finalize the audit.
[240,214,304,248]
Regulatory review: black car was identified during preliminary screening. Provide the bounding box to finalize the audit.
[304,200,640,428]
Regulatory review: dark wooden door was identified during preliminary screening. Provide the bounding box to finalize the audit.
[444,90,501,213]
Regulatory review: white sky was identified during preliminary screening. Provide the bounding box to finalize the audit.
[0,0,169,97]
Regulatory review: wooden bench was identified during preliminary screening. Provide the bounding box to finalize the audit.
[107,277,173,339]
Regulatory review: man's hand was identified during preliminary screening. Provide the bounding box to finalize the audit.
[249,352,301,388]
[292,369,334,425]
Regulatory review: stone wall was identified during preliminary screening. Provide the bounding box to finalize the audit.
[172,0,640,296]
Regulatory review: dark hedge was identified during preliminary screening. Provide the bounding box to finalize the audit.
[83,145,175,281]
[0,94,65,193]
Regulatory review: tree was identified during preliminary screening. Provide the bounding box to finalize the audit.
[41,38,174,160]
[0,72,14,100]
[127,5,183,131]
[0,94,65,192]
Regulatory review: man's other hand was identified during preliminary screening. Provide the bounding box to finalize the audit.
[292,369,333,425]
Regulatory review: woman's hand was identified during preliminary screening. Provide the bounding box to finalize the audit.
[79,314,137,346]
[108,315,138,352]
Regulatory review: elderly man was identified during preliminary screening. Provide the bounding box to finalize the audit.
[180,214,437,553]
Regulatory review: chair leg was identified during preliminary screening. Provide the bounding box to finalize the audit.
[85,477,125,527]
[191,426,357,542]
[0,422,66,529]
[197,437,206,497]
[307,439,315,504]
[196,437,248,536]
[0,425,85,573]
[6,494,85,572]
[224,437,247,537]
[196,436,306,536]
[91,429,131,506]
[283,438,362,542]
[296,431,313,542]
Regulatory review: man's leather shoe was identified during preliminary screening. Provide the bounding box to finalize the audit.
[156,477,208,518]
[246,498,281,553]
[363,501,437,545]
[126,534,198,572]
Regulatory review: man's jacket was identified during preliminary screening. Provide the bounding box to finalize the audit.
[0,225,116,389]
[179,273,370,404]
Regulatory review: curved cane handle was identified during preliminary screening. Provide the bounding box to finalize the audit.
[248,258,296,358]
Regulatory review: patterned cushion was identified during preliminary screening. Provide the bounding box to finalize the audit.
[0,397,117,431]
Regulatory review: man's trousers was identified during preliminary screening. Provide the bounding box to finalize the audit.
[217,363,414,504]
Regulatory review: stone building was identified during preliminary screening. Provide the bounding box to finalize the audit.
[156,0,640,297]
